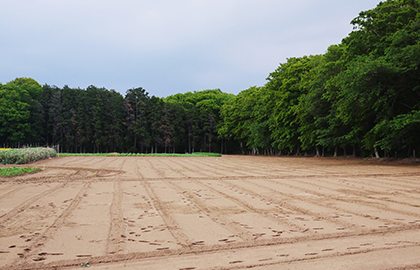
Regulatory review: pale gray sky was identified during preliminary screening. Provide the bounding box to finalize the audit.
[0,0,381,97]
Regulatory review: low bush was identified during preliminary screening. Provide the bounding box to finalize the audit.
[0,148,57,165]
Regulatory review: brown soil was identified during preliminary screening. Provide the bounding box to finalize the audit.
[0,155,420,270]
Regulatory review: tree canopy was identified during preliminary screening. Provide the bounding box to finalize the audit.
[219,0,420,157]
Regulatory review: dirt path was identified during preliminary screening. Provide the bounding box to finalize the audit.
[0,156,419,269]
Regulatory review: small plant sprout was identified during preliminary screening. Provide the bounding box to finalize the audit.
[81,261,90,267]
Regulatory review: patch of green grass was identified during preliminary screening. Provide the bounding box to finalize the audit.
[0,167,41,177]
[59,152,222,157]
[136,152,221,157]
[59,153,109,157]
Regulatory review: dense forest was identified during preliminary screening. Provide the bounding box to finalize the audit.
[0,80,236,153]
[1,0,420,157]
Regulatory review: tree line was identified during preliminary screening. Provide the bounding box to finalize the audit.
[1,0,419,157]
[0,80,236,154]
[219,0,420,158]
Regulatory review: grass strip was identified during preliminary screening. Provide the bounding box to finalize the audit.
[59,152,221,157]
[0,167,41,177]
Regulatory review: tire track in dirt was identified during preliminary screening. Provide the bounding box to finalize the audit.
[47,156,80,167]
[155,159,190,178]
[15,182,91,264]
[118,158,143,180]
[105,157,128,254]
[117,181,183,253]
[178,178,312,236]
[0,185,25,201]
[106,180,125,255]
[127,171,420,183]
[158,160,194,178]
[324,174,420,195]
[318,175,420,202]
[0,183,64,222]
[94,158,122,176]
[46,166,121,175]
[349,172,420,185]
[185,158,251,177]
[135,160,145,180]
[324,174,420,193]
[186,245,420,270]
[200,158,264,175]
[167,159,219,177]
[213,157,286,176]
[259,177,420,222]
[208,179,358,233]
[144,159,166,178]
[162,179,256,242]
[243,178,412,229]
[0,176,66,184]
[84,157,108,167]
[0,183,82,266]
[288,176,420,212]
[141,180,191,247]
[106,158,149,254]
[4,226,420,270]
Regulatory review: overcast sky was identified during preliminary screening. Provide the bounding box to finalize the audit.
[0,0,381,97]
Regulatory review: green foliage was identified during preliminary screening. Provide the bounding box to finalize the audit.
[0,78,44,144]
[0,166,41,177]
[267,56,316,152]
[369,110,420,152]
[166,89,235,153]
[0,148,57,165]
[218,0,420,157]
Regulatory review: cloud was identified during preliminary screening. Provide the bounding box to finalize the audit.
[0,0,381,96]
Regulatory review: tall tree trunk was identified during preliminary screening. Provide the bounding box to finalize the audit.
[315,146,320,157]
[209,134,212,153]
[374,147,380,158]
[407,145,412,158]
[188,133,191,154]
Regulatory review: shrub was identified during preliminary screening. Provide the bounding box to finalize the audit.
[0,147,57,165]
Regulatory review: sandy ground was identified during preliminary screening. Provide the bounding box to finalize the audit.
[0,155,420,269]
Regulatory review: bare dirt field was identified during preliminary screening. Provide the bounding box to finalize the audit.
[1,155,420,270]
